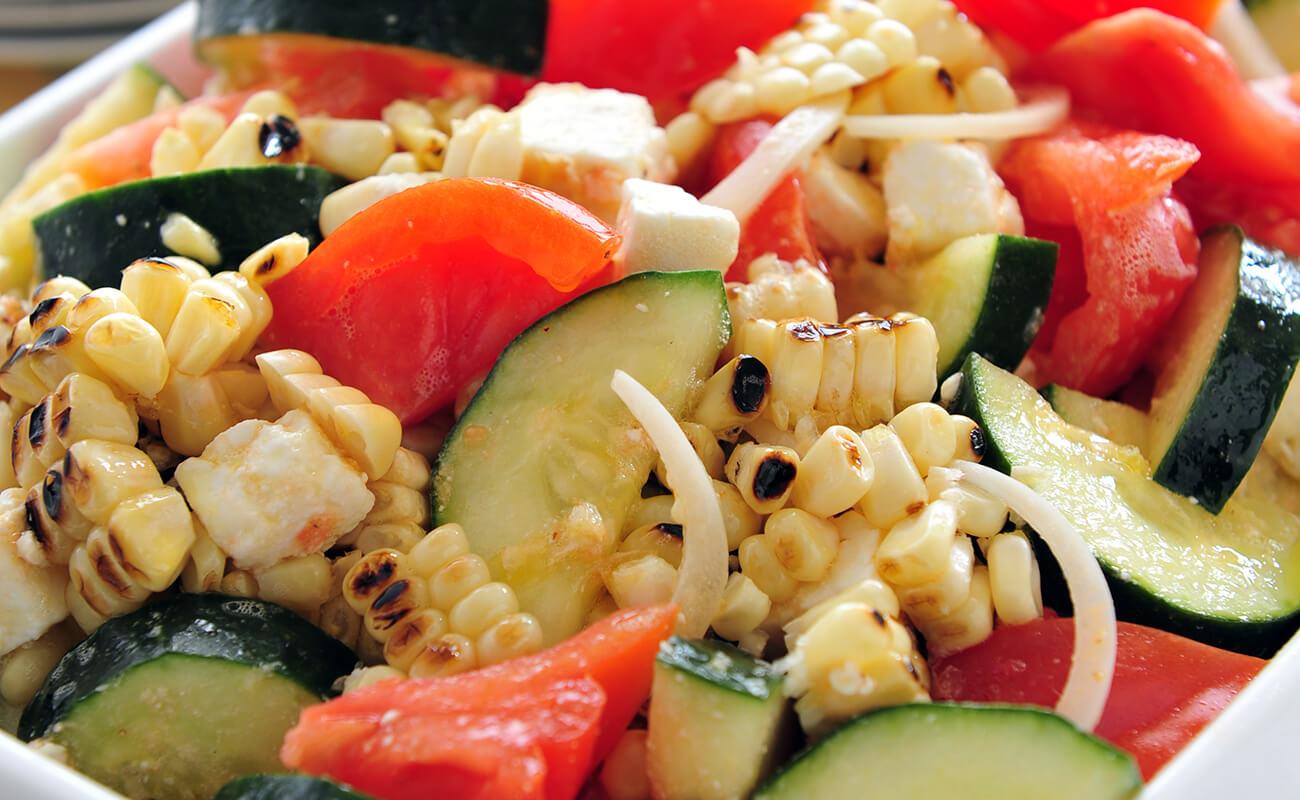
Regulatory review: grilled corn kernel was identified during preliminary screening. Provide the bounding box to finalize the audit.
[890,314,939,410]
[107,486,196,592]
[813,324,855,419]
[600,729,651,800]
[754,66,814,115]
[791,425,874,517]
[449,581,519,637]
[22,473,83,565]
[28,325,109,390]
[237,235,308,291]
[768,319,825,429]
[150,127,200,177]
[165,289,240,375]
[181,520,226,593]
[255,349,324,413]
[726,442,800,515]
[938,484,1008,537]
[408,632,477,678]
[120,258,194,339]
[895,533,974,621]
[865,18,918,67]
[82,313,170,398]
[47,374,137,452]
[713,480,763,551]
[624,493,677,534]
[61,440,161,525]
[875,498,958,587]
[65,288,138,331]
[856,425,927,530]
[299,117,395,181]
[986,532,1043,625]
[606,553,677,609]
[620,523,684,568]
[318,595,362,648]
[664,111,716,179]
[353,522,425,554]
[847,316,897,427]
[155,371,240,456]
[692,355,770,435]
[889,402,956,477]
[961,66,1017,113]
[377,152,420,174]
[381,447,432,490]
[835,38,889,83]
[0,624,80,707]
[343,547,409,614]
[409,523,470,578]
[950,414,986,463]
[364,576,428,642]
[68,526,151,629]
[711,572,772,642]
[160,212,221,267]
[655,421,724,489]
[0,402,16,489]
[738,534,799,604]
[429,553,491,610]
[0,345,50,408]
[32,277,90,304]
[919,565,993,656]
[254,552,332,618]
[342,665,407,693]
[476,612,544,666]
[198,114,271,170]
[211,363,269,418]
[765,508,840,583]
[332,402,403,481]
[382,608,448,670]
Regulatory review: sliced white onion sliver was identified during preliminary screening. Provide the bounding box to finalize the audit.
[701,95,848,224]
[1211,0,1286,81]
[955,459,1117,732]
[842,87,1070,141]
[611,369,728,638]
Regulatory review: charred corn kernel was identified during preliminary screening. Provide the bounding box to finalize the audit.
[254,552,332,618]
[220,569,259,598]
[238,233,310,288]
[377,152,420,174]
[600,729,651,800]
[159,212,221,266]
[606,553,677,609]
[624,493,676,534]
[319,595,362,648]
[176,105,226,153]
[881,55,957,115]
[354,522,425,554]
[65,289,137,333]
[769,319,825,429]
[62,440,161,525]
[198,114,269,170]
[364,576,428,642]
[107,486,195,592]
[211,363,268,417]
[726,443,800,515]
[21,477,78,565]
[241,90,298,121]
[332,403,403,480]
[29,326,110,390]
[890,314,939,410]
[0,345,47,408]
[847,316,896,427]
[765,509,840,582]
[0,402,16,489]
[181,521,226,593]
[950,415,986,463]
[714,480,762,551]
[924,465,960,501]
[164,289,239,375]
[875,499,958,586]
[155,371,240,456]
[476,612,544,666]
[81,313,170,398]
[441,106,505,177]
[449,581,519,637]
[299,117,395,181]
[255,349,324,412]
[620,523,684,568]
[120,258,193,339]
[383,100,447,169]
[343,547,409,614]
[857,426,927,530]
[739,534,799,603]
[782,576,901,646]
[0,624,80,707]
[866,19,918,67]
[791,425,874,517]
[409,523,470,578]
[429,553,491,609]
[211,272,271,356]
[754,66,814,115]
[938,484,1008,537]
[889,402,956,477]
[919,565,993,656]
[342,664,406,692]
[45,376,135,458]
[32,277,90,304]
[466,112,524,179]
[67,526,151,630]
[12,401,59,491]
[731,318,778,370]
[692,355,770,435]
[711,572,772,642]
[961,66,1017,113]
[655,421,724,489]
[813,324,855,419]
[895,533,973,621]
[329,549,363,597]
[730,258,839,327]
[27,294,76,335]
[382,608,448,670]
[986,532,1043,625]
[408,632,476,678]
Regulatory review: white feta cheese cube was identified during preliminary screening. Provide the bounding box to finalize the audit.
[175,410,374,569]
[615,179,740,274]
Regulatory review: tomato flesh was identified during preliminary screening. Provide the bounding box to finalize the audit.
[263,178,619,423]
[954,0,1225,51]
[931,618,1264,778]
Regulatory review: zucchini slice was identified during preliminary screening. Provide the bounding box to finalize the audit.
[1041,384,1148,451]
[20,594,356,800]
[753,703,1140,800]
[195,0,549,77]
[958,354,1300,654]
[215,775,373,800]
[33,165,346,285]
[433,271,730,645]
[647,637,794,800]
[1146,226,1300,512]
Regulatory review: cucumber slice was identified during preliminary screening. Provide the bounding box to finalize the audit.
[196,0,549,76]
[215,775,373,800]
[840,234,1056,378]
[1042,385,1148,451]
[1146,226,1300,512]
[33,165,347,285]
[647,637,794,800]
[1246,0,1300,70]
[433,271,731,644]
[20,594,356,800]
[958,354,1300,654]
[754,703,1140,800]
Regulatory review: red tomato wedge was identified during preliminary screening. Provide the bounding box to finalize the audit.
[62,92,249,190]
[1032,10,1300,185]
[1178,175,1300,256]
[281,605,676,800]
[954,0,1225,51]
[708,119,824,282]
[262,178,620,423]
[543,0,813,100]
[931,618,1265,779]
[999,122,1200,395]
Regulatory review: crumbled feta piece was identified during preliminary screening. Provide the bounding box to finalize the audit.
[615,179,739,274]
[175,410,374,569]
[882,140,1023,265]
[0,488,68,655]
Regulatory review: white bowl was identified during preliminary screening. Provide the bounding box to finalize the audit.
[1,3,1299,797]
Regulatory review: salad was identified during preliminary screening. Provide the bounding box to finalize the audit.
[1,0,1299,798]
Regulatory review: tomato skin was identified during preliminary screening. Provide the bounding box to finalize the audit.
[708,119,823,281]
[281,606,676,800]
[954,0,1224,51]
[263,178,620,423]
[999,122,1200,395]
[543,0,812,100]
[931,618,1264,778]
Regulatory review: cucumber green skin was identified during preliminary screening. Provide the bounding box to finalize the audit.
[754,703,1140,800]
[19,593,357,740]
[957,354,1300,656]
[1152,227,1300,513]
[656,636,780,699]
[195,0,548,76]
[214,775,374,800]
[937,234,1057,378]
[33,166,346,286]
